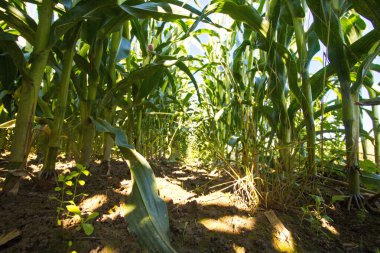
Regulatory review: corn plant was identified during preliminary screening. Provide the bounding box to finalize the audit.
[1,0,380,251]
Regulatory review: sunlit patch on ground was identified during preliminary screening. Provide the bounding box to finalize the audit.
[156,178,196,204]
[29,164,42,173]
[114,179,132,195]
[198,215,256,234]
[100,197,135,221]
[80,194,108,212]
[319,215,340,235]
[90,245,119,253]
[171,170,187,176]
[233,244,246,253]
[175,175,197,182]
[271,227,295,253]
[264,210,295,253]
[196,191,250,211]
[1,158,380,252]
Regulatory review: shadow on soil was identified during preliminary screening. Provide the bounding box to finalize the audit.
[1,156,380,253]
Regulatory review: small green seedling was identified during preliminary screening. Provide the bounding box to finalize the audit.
[50,164,99,236]
[300,194,333,238]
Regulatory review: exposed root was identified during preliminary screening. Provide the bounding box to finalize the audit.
[101,160,112,176]
[347,193,365,211]
[364,194,380,213]
[38,169,57,181]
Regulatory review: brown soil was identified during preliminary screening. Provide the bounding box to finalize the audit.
[0,156,380,253]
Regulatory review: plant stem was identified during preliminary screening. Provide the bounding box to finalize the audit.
[80,39,104,166]
[42,27,79,177]
[368,88,380,167]
[4,0,53,193]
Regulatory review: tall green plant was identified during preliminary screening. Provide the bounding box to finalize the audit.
[367,87,380,167]
[3,0,54,193]
[305,0,380,208]
[285,0,316,175]
[41,25,81,179]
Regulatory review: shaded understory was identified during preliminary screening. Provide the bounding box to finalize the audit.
[0,155,379,253]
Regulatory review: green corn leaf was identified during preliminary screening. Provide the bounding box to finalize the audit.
[97,13,130,40]
[60,0,73,10]
[91,118,177,253]
[357,97,380,106]
[0,1,36,44]
[175,60,202,103]
[130,18,148,56]
[208,0,269,38]
[0,31,30,81]
[192,28,219,38]
[0,31,18,41]
[100,58,199,110]
[307,0,352,92]
[136,66,165,101]
[155,0,224,29]
[0,119,16,129]
[74,54,97,80]
[360,172,380,192]
[306,28,320,65]
[116,37,131,62]
[309,30,380,102]
[214,108,225,121]
[257,105,278,130]
[120,2,197,21]
[286,0,305,18]
[232,40,250,89]
[351,42,380,93]
[210,0,302,103]
[0,53,18,89]
[295,103,342,134]
[37,97,54,120]
[49,0,117,47]
[360,160,379,174]
[353,0,380,30]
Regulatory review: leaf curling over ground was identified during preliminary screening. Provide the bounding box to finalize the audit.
[92,117,177,253]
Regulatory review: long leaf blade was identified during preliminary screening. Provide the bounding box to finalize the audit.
[91,118,177,253]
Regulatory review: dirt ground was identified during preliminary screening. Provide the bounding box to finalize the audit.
[0,155,380,253]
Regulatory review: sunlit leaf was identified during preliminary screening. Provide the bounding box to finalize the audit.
[0,119,16,129]
[92,118,177,253]
[66,205,81,214]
